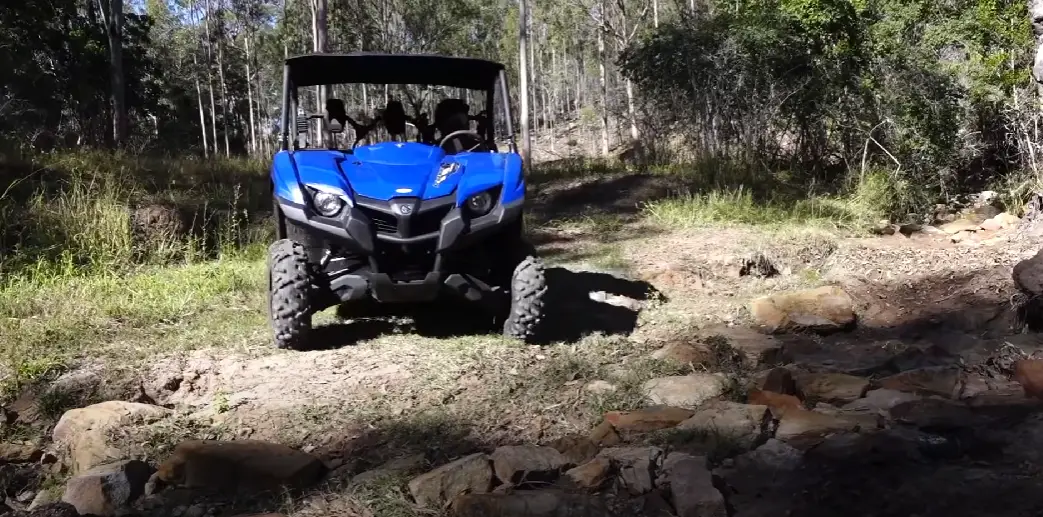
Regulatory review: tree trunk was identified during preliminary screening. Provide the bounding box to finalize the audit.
[518,0,532,167]
[194,54,209,157]
[312,0,328,146]
[97,0,127,147]
[625,78,639,143]
[202,0,219,154]
[245,34,258,155]
[597,0,609,156]
[653,0,659,27]
[212,0,231,157]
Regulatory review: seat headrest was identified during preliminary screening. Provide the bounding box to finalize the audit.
[325,98,347,134]
[383,100,407,136]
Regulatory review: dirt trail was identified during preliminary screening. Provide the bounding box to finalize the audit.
[9,170,1043,517]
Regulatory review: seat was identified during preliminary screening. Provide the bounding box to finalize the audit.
[382,100,408,139]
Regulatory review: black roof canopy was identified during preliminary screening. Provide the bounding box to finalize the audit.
[285,52,506,90]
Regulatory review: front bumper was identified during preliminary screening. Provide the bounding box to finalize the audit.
[276,192,523,255]
[330,270,493,303]
[275,191,522,303]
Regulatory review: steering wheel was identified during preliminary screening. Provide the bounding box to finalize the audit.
[439,129,485,152]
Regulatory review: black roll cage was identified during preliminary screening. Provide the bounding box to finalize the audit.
[278,52,517,153]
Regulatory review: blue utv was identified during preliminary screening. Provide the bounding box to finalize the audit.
[267,52,546,350]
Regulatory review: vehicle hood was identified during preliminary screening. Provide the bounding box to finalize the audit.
[291,142,511,202]
[342,142,459,201]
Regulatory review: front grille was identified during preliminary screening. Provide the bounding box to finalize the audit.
[360,207,398,234]
[412,205,452,236]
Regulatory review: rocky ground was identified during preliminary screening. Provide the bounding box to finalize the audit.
[6,179,1043,517]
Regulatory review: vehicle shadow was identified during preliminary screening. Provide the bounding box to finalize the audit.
[317,266,661,345]
[538,267,661,344]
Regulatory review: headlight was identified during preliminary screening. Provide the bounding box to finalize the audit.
[311,190,344,217]
[465,191,494,216]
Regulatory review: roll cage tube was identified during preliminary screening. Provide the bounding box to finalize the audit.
[280,63,290,151]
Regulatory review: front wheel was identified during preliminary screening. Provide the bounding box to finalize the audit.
[268,239,315,350]
[502,255,547,343]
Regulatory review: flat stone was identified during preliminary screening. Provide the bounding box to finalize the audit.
[603,406,695,433]
[749,286,857,333]
[796,372,869,404]
[888,399,982,430]
[61,460,153,516]
[348,454,426,487]
[154,439,326,494]
[775,408,876,449]
[940,218,981,234]
[450,490,611,517]
[651,341,713,365]
[52,401,172,473]
[841,388,922,415]
[733,438,803,472]
[642,374,731,408]
[876,367,963,398]
[583,380,617,395]
[747,389,803,418]
[662,453,726,517]
[700,326,783,367]
[597,447,664,496]
[491,445,570,486]
[408,453,494,509]
[677,401,773,449]
[563,457,612,490]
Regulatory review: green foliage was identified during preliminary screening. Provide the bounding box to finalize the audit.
[622,0,1036,218]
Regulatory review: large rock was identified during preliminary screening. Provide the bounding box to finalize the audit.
[597,447,663,496]
[642,374,731,408]
[52,401,171,473]
[491,445,571,486]
[603,407,694,433]
[796,372,870,404]
[563,457,612,491]
[841,388,922,415]
[661,453,726,517]
[698,326,782,368]
[876,367,963,399]
[548,436,599,466]
[774,409,876,449]
[749,286,857,333]
[1014,248,1043,295]
[408,453,494,509]
[676,401,773,449]
[154,439,325,494]
[450,490,611,517]
[61,460,152,516]
[1014,359,1043,399]
[0,443,42,464]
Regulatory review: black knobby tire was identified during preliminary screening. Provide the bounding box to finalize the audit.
[503,255,547,343]
[268,239,315,350]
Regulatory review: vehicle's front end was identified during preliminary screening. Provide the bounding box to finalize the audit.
[266,52,545,351]
[272,143,526,304]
